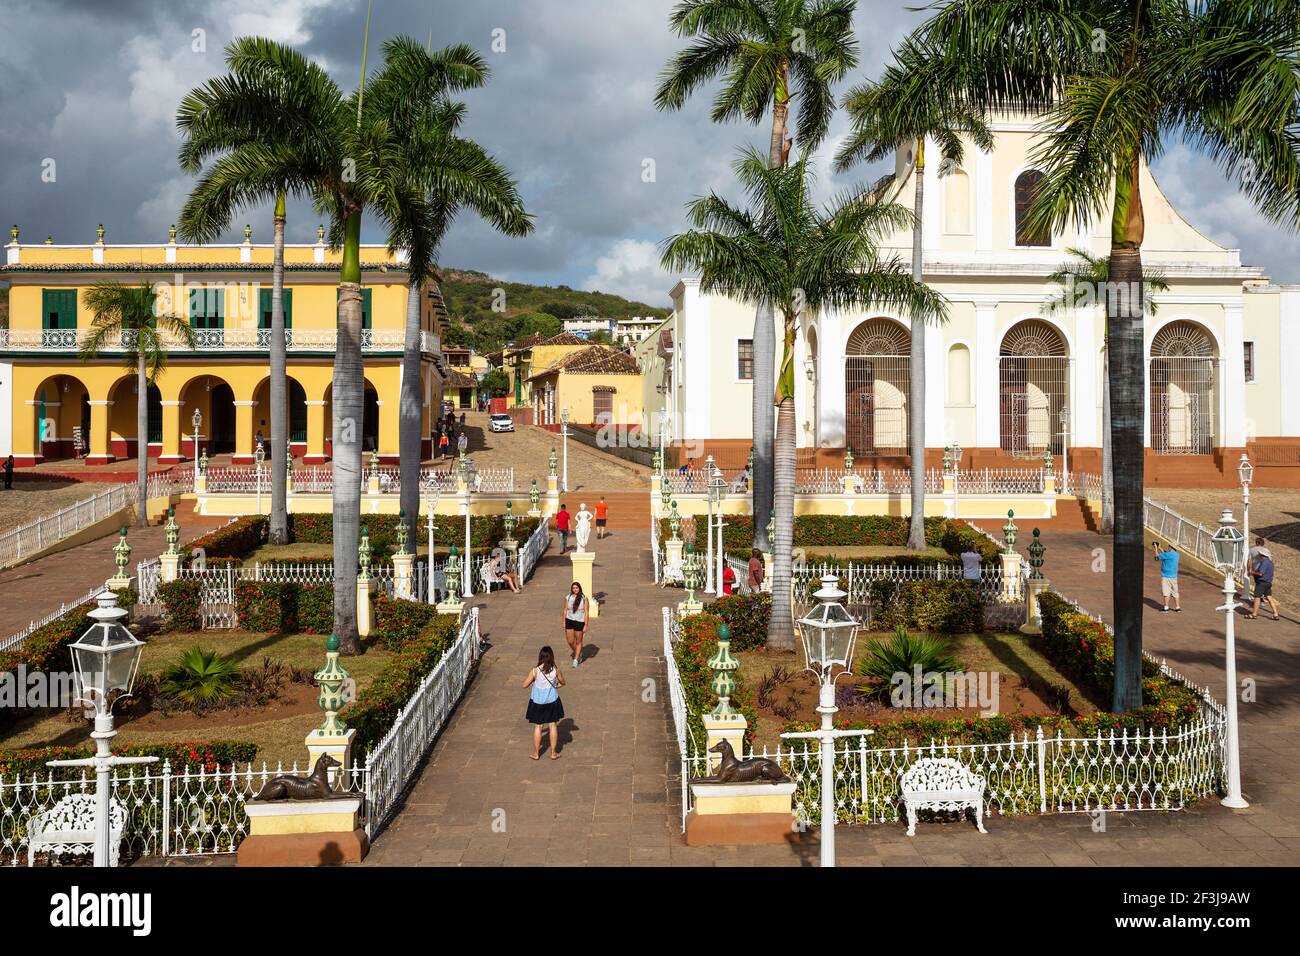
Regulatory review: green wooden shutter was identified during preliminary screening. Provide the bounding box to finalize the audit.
[42,289,76,329]
[362,289,372,330]
[258,288,293,329]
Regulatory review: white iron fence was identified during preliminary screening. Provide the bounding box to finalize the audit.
[0,586,103,654]
[1143,496,1217,567]
[662,607,1225,831]
[2,608,481,864]
[517,520,551,584]
[202,464,518,496]
[0,485,131,568]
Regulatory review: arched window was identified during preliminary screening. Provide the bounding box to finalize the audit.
[947,344,971,404]
[999,319,1068,456]
[1150,321,1217,455]
[945,168,970,234]
[844,318,911,455]
[1014,170,1050,247]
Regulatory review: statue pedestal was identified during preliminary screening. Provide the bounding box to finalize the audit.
[569,551,597,618]
[528,506,542,519]
[305,728,356,781]
[1000,551,1023,601]
[237,796,368,866]
[159,552,180,584]
[702,714,747,772]
[685,782,798,847]
[665,538,683,568]
[357,578,374,638]
[763,552,773,592]
[392,552,414,601]
[678,599,704,617]
[436,599,464,620]
[106,575,133,592]
[1021,577,1049,635]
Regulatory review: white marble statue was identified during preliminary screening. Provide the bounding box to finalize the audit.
[574,503,594,553]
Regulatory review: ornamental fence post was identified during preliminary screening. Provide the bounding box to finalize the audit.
[161,760,172,856]
[1036,726,1048,814]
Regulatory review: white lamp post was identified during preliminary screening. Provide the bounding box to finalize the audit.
[461,462,474,599]
[254,440,266,514]
[1211,508,1249,809]
[45,591,157,867]
[424,475,440,605]
[1059,405,1071,495]
[704,454,716,594]
[780,575,873,867]
[710,460,727,593]
[191,407,202,462]
[560,407,570,493]
[1238,453,1253,586]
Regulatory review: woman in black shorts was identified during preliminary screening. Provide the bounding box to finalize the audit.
[563,581,589,667]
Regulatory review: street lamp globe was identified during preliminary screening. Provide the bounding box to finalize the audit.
[795,574,859,679]
[1211,508,1245,574]
[1237,453,1253,487]
[68,590,145,715]
[191,408,201,433]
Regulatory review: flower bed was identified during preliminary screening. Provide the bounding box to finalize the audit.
[347,612,462,752]
[186,516,267,564]
[672,613,758,751]
[234,582,298,634]
[0,740,259,778]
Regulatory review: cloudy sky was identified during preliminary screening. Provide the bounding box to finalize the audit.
[3,0,1299,310]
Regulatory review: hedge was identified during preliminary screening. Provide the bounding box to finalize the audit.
[373,595,441,651]
[662,514,1000,562]
[868,579,986,633]
[0,740,258,778]
[349,613,463,751]
[709,592,771,652]
[186,515,267,563]
[298,583,334,634]
[673,613,758,752]
[289,513,539,561]
[159,579,203,631]
[235,582,298,634]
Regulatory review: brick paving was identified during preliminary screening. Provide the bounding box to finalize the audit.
[0,499,222,637]
[361,511,1300,866]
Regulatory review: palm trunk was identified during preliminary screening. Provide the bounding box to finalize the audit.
[136,353,148,528]
[766,314,798,651]
[399,276,423,546]
[907,142,927,550]
[751,298,775,548]
[333,209,365,654]
[269,193,289,544]
[1101,344,1114,532]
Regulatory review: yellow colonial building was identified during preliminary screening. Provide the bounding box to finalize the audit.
[0,227,443,467]
[501,331,588,409]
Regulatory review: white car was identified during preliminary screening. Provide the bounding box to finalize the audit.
[488,413,514,433]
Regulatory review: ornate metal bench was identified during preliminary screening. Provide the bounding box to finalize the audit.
[28,794,126,867]
[900,757,988,836]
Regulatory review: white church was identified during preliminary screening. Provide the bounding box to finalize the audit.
[636,117,1300,486]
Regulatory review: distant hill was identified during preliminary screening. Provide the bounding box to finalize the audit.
[437,267,669,352]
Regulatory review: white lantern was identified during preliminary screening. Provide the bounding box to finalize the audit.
[1211,508,1245,574]
[796,575,859,676]
[1237,453,1253,487]
[68,591,145,714]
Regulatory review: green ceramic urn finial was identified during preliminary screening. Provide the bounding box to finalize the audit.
[708,623,739,718]
[358,527,372,581]
[113,527,131,576]
[1002,509,1018,553]
[313,633,351,736]
[1027,528,1046,580]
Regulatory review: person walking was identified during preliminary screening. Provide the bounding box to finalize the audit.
[522,646,565,760]
[459,411,466,428]
[747,548,765,590]
[721,562,736,595]
[1247,544,1281,621]
[2,454,13,490]
[438,431,449,459]
[457,431,468,456]
[960,546,983,587]
[595,496,609,539]
[1153,540,1182,612]
[555,503,571,554]
[563,581,589,667]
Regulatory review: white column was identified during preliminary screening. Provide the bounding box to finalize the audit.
[820,308,846,447]
[922,135,942,254]
[1222,301,1246,446]
[1073,307,1099,447]
[923,319,944,446]
[1281,289,1300,436]
[974,298,1000,448]
[679,279,711,444]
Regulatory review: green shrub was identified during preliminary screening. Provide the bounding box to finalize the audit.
[297,584,333,634]
[159,646,242,706]
[159,579,203,631]
[186,515,267,563]
[854,626,962,686]
[0,740,258,778]
[234,582,298,634]
[672,613,758,753]
[710,592,770,651]
[869,578,985,633]
[373,595,441,651]
[350,614,463,751]
[289,513,539,562]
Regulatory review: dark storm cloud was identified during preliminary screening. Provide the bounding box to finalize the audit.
[2,0,1296,309]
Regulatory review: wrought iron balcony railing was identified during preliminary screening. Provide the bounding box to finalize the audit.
[0,327,440,355]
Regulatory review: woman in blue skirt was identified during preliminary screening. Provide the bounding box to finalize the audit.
[523,645,565,760]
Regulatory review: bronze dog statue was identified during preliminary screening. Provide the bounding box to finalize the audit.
[699,740,789,784]
[253,754,340,801]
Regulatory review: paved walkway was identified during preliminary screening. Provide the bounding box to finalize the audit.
[0,499,221,637]
[362,518,1299,866]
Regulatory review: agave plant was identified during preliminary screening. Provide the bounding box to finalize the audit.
[854,626,960,685]
[159,646,242,707]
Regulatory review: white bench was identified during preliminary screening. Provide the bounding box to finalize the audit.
[660,559,685,588]
[900,757,988,836]
[28,794,127,867]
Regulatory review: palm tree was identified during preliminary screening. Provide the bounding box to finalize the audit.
[1044,247,1168,533]
[655,0,859,549]
[662,148,945,648]
[887,0,1300,710]
[177,63,299,546]
[835,63,992,549]
[79,283,196,528]
[367,38,532,545]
